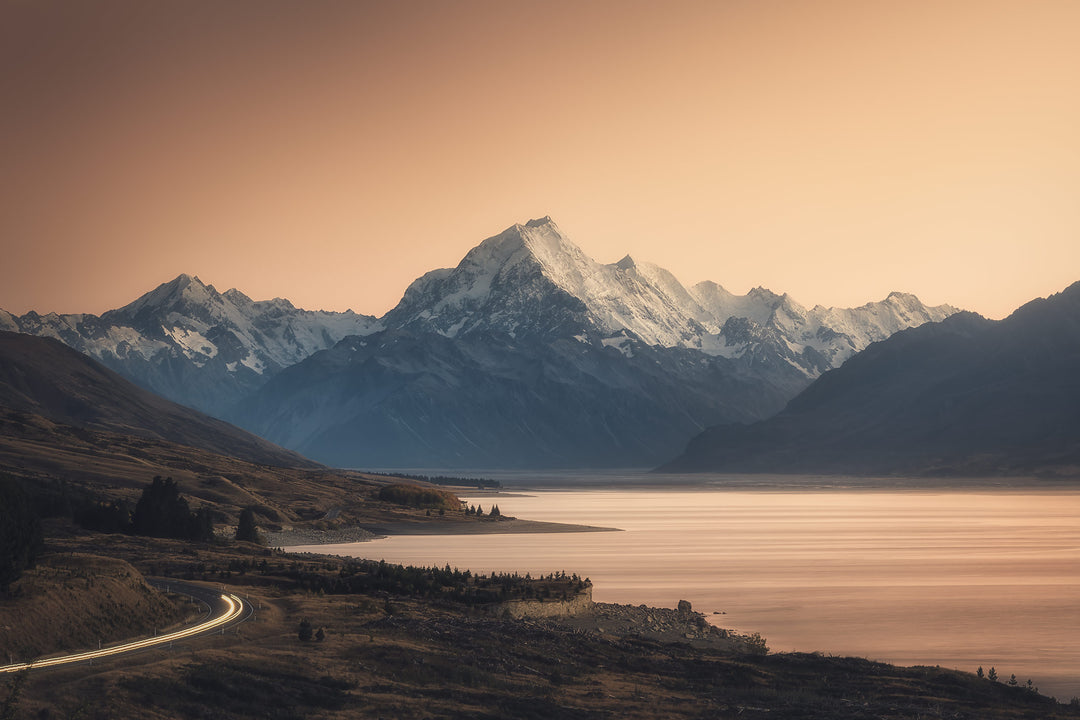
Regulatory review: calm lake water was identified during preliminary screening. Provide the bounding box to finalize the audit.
[292,486,1080,700]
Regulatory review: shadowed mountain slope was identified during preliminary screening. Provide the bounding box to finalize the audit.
[228,218,957,468]
[2,218,958,469]
[661,282,1080,476]
[0,331,317,469]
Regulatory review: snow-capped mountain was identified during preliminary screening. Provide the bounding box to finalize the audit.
[1,274,380,414]
[228,217,959,468]
[385,216,956,381]
[662,281,1080,475]
[3,217,961,468]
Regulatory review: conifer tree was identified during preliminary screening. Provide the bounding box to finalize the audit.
[235,508,260,544]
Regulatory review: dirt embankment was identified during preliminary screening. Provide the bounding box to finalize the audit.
[0,553,194,663]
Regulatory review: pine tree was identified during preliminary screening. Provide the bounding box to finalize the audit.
[235,508,260,544]
[977,666,983,679]
[988,667,998,682]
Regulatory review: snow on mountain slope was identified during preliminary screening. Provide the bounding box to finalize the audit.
[4,274,380,414]
[103,273,382,371]
[383,216,958,379]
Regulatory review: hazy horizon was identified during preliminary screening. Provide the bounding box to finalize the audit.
[3,1,1079,320]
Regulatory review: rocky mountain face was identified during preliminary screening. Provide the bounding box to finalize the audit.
[229,217,957,468]
[228,328,788,468]
[661,282,1080,476]
[0,274,380,415]
[2,217,959,468]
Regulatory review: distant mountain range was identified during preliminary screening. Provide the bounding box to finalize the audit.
[1,217,958,468]
[229,218,956,468]
[662,282,1080,476]
[0,276,378,416]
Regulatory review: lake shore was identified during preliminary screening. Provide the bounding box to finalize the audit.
[269,516,619,546]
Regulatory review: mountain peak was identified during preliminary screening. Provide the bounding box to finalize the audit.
[523,215,555,229]
[115,273,217,318]
[614,254,637,271]
[465,216,582,274]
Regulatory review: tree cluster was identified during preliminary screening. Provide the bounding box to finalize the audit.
[977,666,1038,693]
[280,558,589,605]
[366,471,501,489]
[377,484,459,510]
[131,477,214,542]
[465,504,501,517]
[0,475,44,592]
[75,476,215,543]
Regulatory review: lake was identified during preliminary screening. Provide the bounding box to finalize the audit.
[290,484,1080,700]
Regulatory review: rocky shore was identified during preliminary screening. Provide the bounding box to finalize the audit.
[549,599,766,653]
[264,526,379,546]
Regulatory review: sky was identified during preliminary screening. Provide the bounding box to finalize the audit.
[2,0,1078,320]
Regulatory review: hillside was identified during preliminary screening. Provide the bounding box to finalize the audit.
[0,331,315,469]
[662,282,1080,476]
[7,530,1076,720]
[0,552,192,662]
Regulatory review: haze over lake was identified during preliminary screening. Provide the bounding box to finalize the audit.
[292,480,1080,700]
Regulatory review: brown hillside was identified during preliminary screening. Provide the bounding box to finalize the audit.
[0,409,462,533]
[0,552,192,663]
[0,331,315,469]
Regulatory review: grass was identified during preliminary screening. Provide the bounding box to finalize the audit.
[6,528,1080,719]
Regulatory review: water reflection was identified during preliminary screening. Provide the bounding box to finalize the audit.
[292,488,1080,700]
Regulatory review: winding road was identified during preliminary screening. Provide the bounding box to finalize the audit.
[0,579,251,674]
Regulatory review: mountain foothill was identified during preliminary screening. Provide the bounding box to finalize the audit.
[3,216,1072,475]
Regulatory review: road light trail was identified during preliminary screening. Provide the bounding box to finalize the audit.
[0,589,246,674]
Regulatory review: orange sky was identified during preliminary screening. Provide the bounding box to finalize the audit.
[2,0,1078,320]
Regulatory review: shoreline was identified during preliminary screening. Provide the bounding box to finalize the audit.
[269,517,620,547]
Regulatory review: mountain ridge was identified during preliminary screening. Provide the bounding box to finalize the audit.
[660,281,1080,476]
[1,275,380,415]
[224,217,960,468]
[3,216,962,468]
